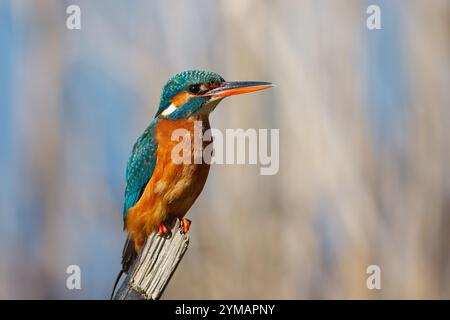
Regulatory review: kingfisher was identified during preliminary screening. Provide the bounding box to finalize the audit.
[118,70,272,277]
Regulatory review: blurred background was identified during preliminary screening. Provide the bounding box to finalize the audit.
[0,0,449,299]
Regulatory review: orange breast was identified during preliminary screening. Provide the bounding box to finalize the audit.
[125,117,211,249]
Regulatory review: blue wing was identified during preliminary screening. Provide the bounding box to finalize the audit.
[123,120,158,222]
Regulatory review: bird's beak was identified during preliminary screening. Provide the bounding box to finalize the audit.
[204,81,273,98]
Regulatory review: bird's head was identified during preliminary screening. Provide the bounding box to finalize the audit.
[155,70,272,119]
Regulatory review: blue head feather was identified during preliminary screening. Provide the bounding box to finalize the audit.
[155,70,224,119]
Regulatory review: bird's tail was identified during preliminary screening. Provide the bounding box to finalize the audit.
[110,269,124,300]
[110,237,137,299]
[121,236,137,273]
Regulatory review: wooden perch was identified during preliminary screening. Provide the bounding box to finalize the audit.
[113,219,190,300]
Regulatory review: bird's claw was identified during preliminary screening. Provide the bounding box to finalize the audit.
[157,223,169,236]
[180,218,191,234]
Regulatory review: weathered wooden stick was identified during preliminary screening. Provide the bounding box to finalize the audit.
[113,219,190,300]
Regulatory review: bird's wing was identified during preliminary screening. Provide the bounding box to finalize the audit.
[123,121,158,222]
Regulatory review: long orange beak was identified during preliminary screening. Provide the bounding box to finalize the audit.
[204,81,273,98]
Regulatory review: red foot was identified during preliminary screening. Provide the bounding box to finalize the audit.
[180,218,191,234]
[158,223,169,235]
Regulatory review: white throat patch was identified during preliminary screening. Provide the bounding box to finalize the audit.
[161,103,177,116]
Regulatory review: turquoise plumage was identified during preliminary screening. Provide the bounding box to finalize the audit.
[123,121,158,221]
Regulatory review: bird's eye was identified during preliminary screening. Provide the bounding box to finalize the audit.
[188,84,201,94]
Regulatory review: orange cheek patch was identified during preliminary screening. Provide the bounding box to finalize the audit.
[208,82,221,90]
[171,92,192,107]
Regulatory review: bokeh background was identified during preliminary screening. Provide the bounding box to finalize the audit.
[0,0,449,299]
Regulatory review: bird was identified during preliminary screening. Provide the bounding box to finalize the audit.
[118,70,272,279]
